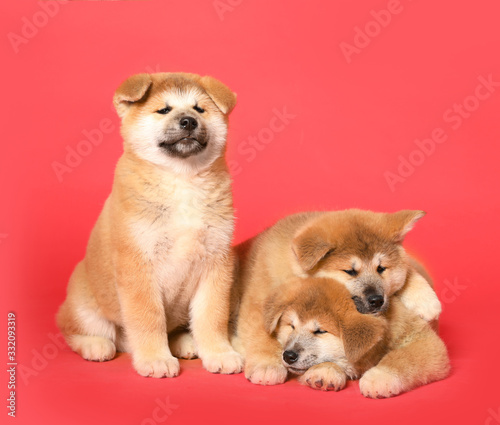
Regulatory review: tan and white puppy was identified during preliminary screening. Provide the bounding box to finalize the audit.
[263,277,450,398]
[236,209,441,322]
[232,209,442,385]
[57,72,242,378]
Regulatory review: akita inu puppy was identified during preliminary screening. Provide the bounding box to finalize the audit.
[232,209,442,385]
[264,277,450,398]
[57,72,242,378]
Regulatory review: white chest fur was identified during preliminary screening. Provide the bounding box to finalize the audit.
[127,173,233,287]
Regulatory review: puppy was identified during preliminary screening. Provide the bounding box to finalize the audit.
[57,72,242,378]
[263,277,450,397]
[235,209,441,322]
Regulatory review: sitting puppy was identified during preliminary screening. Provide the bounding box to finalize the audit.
[57,72,242,378]
[262,277,450,397]
[232,209,442,386]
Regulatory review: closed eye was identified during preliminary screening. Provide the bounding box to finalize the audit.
[314,329,327,335]
[156,106,172,114]
[193,105,205,113]
[343,269,358,277]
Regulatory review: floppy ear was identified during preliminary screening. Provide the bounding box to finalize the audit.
[113,73,153,119]
[341,313,386,364]
[199,75,237,115]
[389,210,426,243]
[263,291,290,334]
[292,226,334,272]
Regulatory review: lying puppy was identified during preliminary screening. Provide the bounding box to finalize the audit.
[236,209,441,321]
[232,209,441,385]
[57,72,242,378]
[264,277,450,397]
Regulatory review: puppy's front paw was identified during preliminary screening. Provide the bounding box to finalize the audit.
[299,363,347,391]
[169,332,198,359]
[399,274,442,322]
[359,366,404,398]
[133,355,180,378]
[201,350,243,374]
[245,362,288,386]
[412,296,442,322]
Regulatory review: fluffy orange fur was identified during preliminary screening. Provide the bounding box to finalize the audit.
[57,72,242,378]
[231,209,450,396]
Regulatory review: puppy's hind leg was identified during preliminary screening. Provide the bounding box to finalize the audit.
[359,327,450,398]
[57,262,117,362]
[169,330,198,359]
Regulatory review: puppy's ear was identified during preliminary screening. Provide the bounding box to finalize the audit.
[292,226,334,272]
[389,210,426,243]
[263,298,285,334]
[113,73,153,119]
[263,291,291,334]
[199,76,237,115]
[341,313,386,364]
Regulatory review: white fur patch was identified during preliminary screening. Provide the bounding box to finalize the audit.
[126,87,228,174]
[75,305,116,341]
[398,273,442,321]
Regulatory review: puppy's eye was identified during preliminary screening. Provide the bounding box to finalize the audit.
[290,324,295,330]
[314,329,327,335]
[156,106,172,115]
[193,105,205,113]
[343,269,358,277]
[377,266,386,274]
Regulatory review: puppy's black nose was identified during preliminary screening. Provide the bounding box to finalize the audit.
[367,294,384,309]
[179,116,198,131]
[283,350,299,364]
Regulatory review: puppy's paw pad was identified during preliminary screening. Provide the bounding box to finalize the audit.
[359,367,403,398]
[246,363,288,386]
[74,336,116,362]
[300,365,346,391]
[133,356,180,378]
[202,350,243,374]
[170,332,198,359]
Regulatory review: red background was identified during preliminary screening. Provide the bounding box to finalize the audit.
[2,0,500,424]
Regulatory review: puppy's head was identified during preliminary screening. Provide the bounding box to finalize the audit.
[113,72,236,173]
[264,277,386,377]
[292,209,425,314]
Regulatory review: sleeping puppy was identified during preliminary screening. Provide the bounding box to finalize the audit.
[57,72,242,378]
[231,276,386,388]
[261,277,450,397]
[234,209,441,323]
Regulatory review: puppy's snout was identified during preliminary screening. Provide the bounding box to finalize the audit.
[179,116,198,131]
[367,294,384,309]
[283,350,299,365]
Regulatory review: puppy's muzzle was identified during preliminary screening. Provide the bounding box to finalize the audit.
[353,286,387,314]
[367,293,384,310]
[283,350,299,365]
[179,116,198,131]
[158,116,207,158]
